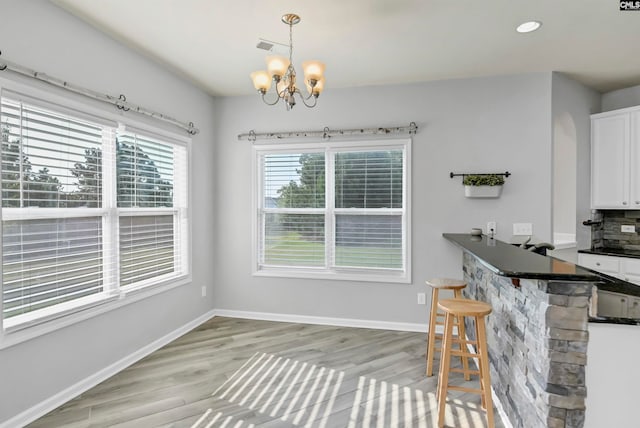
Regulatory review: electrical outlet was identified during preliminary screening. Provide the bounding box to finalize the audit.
[513,223,533,235]
[487,221,496,235]
[201,286,207,297]
[417,293,426,305]
[621,225,636,233]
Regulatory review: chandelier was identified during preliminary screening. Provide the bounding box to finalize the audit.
[250,14,326,110]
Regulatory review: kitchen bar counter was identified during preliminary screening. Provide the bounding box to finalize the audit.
[443,233,600,280]
[444,232,596,428]
[444,233,640,318]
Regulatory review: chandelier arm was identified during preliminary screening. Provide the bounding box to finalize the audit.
[302,90,317,101]
[261,90,281,106]
[295,88,318,108]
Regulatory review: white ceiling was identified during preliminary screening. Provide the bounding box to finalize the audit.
[53,0,640,96]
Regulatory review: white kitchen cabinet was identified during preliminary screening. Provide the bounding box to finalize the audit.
[628,296,640,318]
[597,290,629,318]
[623,273,640,286]
[631,112,640,206]
[591,108,640,209]
[579,253,640,318]
[577,253,620,275]
[578,253,640,285]
[620,258,640,285]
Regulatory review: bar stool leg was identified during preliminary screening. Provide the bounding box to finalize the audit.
[474,317,486,410]
[477,316,495,428]
[426,288,440,376]
[453,289,471,381]
[436,312,454,428]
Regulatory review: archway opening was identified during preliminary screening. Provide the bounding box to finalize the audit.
[553,112,577,248]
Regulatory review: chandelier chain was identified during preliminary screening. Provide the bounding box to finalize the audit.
[289,21,294,65]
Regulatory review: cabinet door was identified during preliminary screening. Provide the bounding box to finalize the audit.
[591,114,630,208]
[622,273,640,286]
[578,253,620,275]
[597,290,629,318]
[628,297,640,319]
[631,111,640,208]
[620,258,640,285]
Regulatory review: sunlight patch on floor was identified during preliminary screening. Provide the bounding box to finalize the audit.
[199,351,491,427]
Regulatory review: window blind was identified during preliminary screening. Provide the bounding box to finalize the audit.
[256,144,408,278]
[116,133,174,208]
[119,215,174,286]
[1,99,105,208]
[334,150,404,269]
[0,95,190,326]
[1,99,107,319]
[335,150,403,209]
[261,152,325,267]
[116,132,187,288]
[2,217,103,318]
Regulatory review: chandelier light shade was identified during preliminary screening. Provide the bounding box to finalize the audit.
[250,71,271,92]
[302,60,325,82]
[266,56,290,78]
[250,13,326,110]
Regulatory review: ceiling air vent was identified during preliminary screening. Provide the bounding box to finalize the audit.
[256,39,274,51]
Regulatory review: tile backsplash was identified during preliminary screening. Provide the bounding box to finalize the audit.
[592,210,640,250]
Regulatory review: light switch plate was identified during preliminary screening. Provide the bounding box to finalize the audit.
[513,223,533,235]
[621,225,636,233]
[417,293,426,305]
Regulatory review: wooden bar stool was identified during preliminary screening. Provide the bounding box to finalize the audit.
[425,278,470,380]
[436,298,494,428]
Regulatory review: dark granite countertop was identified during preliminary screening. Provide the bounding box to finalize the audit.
[444,233,601,281]
[589,316,640,325]
[574,248,640,298]
[579,268,640,298]
[578,247,640,259]
[444,233,640,325]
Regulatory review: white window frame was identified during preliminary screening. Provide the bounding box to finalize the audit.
[0,77,192,348]
[253,138,411,283]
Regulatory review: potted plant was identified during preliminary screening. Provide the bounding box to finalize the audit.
[463,174,505,198]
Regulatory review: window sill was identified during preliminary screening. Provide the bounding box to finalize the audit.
[253,267,411,284]
[0,274,191,350]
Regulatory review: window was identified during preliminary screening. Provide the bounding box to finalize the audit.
[255,139,410,282]
[1,93,189,330]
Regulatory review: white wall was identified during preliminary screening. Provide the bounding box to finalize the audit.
[602,83,640,111]
[213,73,553,326]
[551,73,601,250]
[0,1,216,424]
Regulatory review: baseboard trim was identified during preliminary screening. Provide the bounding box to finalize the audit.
[1,309,216,428]
[213,308,428,333]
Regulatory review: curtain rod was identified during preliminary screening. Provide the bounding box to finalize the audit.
[238,122,417,142]
[0,52,199,135]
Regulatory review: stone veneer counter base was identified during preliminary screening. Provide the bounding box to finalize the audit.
[444,233,600,428]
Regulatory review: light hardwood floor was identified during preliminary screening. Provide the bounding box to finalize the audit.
[28,317,503,427]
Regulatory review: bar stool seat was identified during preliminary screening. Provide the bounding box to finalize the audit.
[425,278,469,379]
[436,298,494,428]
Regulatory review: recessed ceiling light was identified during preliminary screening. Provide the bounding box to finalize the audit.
[516,21,542,33]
